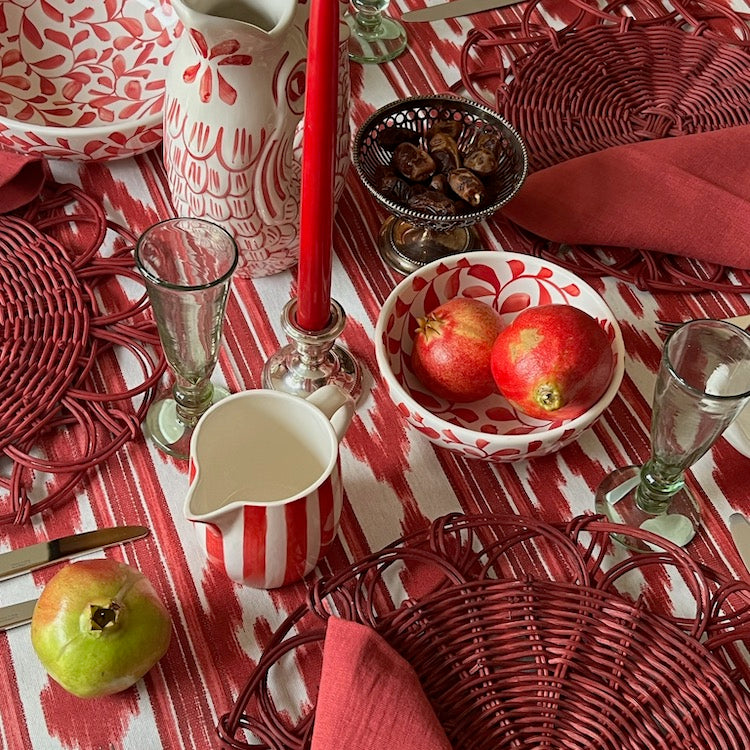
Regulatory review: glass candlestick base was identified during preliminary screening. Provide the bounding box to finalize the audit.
[263,298,363,403]
[145,384,230,460]
[595,465,700,553]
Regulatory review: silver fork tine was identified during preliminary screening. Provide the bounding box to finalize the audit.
[655,313,750,335]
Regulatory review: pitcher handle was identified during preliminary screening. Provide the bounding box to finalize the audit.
[306,385,354,442]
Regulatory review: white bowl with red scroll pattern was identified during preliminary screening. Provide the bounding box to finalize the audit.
[374,251,625,462]
[0,0,179,161]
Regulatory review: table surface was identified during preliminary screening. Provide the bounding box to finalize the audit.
[3,1,750,748]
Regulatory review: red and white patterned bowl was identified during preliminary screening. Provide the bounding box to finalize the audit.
[0,0,179,161]
[374,251,625,462]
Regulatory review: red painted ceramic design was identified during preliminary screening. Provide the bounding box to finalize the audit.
[185,386,354,589]
[375,251,626,463]
[0,0,179,160]
[163,0,351,278]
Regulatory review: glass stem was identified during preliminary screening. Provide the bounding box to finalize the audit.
[173,379,215,428]
[354,4,383,32]
[635,458,686,515]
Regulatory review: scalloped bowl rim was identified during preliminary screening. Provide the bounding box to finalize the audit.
[374,250,626,450]
[0,111,163,138]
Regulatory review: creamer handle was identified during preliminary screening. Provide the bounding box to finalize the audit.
[306,385,354,443]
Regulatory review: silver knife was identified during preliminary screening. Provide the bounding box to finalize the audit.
[402,0,524,23]
[0,599,37,632]
[0,526,149,582]
[0,526,149,632]
[729,513,750,574]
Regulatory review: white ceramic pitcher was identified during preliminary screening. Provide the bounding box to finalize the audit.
[184,385,355,589]
[163,0,350,278]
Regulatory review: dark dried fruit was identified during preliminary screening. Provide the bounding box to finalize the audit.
[476,131,503,156]
[370,113,506,217]
[448,168,486,207]
[427,120,463,140]
[428,133,461,170]
[374,165,411,202]
[407,189,457,215]
[379,126,421,150]
[432,149,457,175]
[429,173,448,193]
[464,148,498,176]
[393,142,436,182]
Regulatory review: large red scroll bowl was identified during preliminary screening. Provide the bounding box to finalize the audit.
[0,0,180,161]
[374,250,625,463]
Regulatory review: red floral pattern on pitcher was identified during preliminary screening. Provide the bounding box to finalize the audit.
[163,2,351,278]
[182,32,253,105]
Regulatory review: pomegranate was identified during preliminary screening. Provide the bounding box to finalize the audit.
[412,298,503,402]
[31,558,171,698]
[490,304,614,420]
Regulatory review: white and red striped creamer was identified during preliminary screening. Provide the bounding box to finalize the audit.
[185,385,354,589]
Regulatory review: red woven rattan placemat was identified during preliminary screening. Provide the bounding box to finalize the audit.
[217,513,750,749]
[458,0,750,292]
[0,182,165,525]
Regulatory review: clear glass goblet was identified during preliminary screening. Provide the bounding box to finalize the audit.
[595,319,750,552]
[135,218,238,459]
[345,0,407,64]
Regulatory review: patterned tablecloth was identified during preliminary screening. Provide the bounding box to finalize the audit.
[2,1,750,748]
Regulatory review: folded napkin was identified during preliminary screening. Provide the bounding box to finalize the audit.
[310,618,452,750]
[1,149,47,213]
[502,125,750,269]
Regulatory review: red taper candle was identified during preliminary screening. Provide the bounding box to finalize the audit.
[296,0,340,332]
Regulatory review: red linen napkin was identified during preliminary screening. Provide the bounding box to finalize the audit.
[502,125,750,269]
[310,618,452,750]
[0,149,47,213]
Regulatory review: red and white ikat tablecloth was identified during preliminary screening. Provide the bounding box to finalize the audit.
[2,1,750,748]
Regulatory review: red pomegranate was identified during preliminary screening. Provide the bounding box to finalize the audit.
[490,304,614,420]
[412,298,503,403]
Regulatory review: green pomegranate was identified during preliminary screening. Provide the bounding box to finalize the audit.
[31,559,171,698]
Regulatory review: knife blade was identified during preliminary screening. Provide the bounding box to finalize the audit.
[0,526,149,582]
[402,0,524,23]
[0,599,37,631]
[729,513,750,574]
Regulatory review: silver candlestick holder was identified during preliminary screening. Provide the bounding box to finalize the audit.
[262,298,363,403]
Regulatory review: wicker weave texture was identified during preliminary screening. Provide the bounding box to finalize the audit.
[458,0,750,292]
[0,183,165,524]
[218,513,750,749]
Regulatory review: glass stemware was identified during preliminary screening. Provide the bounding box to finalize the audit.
[344,0,407,64]
[596,319,750,552]
[135,218,238,459]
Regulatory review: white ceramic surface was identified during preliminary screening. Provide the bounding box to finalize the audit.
[163,0,351,278]
[724,405,750,458]
[374,251,626,463]
[185,385,354,589]
[0,0,180,161]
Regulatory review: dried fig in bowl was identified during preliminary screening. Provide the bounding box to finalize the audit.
[393,142,436,182]
[448,168,486,207]
[464,148,498,176]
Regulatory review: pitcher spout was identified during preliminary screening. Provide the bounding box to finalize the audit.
[171,0,298,36]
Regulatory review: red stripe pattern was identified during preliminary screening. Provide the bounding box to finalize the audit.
[2,1,750,748]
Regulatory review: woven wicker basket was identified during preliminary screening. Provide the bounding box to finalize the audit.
[458,0,750,292]
[0,183,165,524]
[217,513,750,749]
